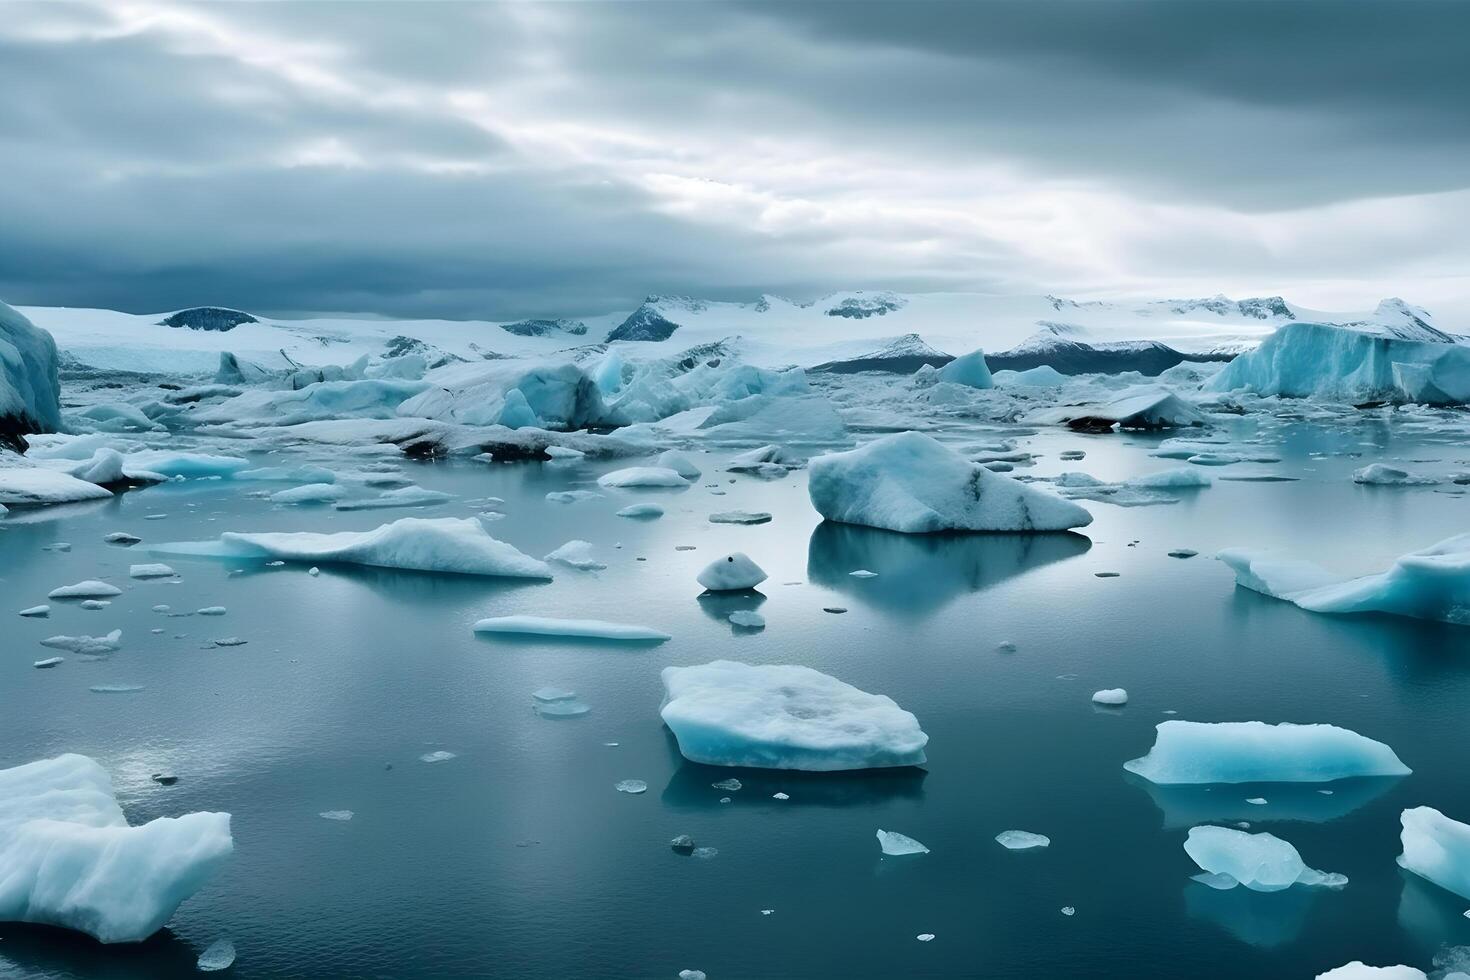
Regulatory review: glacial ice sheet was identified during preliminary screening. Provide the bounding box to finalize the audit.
[1398,806,1470,900]
[1125,721,1410,784]
[1219,533,1470,624]
[1184,825,1345,892]
[807,431,1092,533]
[0,754,232,942]
[151,517,552,578]
[660,660,929,770]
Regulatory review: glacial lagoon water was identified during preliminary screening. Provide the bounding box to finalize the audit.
[4,418,1470,979]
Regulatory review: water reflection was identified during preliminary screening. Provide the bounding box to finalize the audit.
[1396,870,1469,946]
[694,590,767,625]
[660,759,926,810]
[1185,879,1318,948]
[806,522,1091,615]
[0,925,200,980]
[1127,775,1402,830]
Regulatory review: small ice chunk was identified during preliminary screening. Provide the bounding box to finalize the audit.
[658,451,702,479]
[1060,907,1076,916]
[876,829,930,856]
[33,657,63,668]
[711,778,742,792]
[728,610,765,630]
[1124,720,1411,784]
[995,830,1050,850]
[543,445,585,460]
[534,700,590,718]
[532,686,578,703]
[616,503,664,518]
[474,616,670,642]
[129,563,176,579]
[615,779,648,794]
[198,606,227,616]
[197,939,237,972]
[213,637,247,647]
[917,933,936,942]
[48,580,121,599]
[19,605,49,617]
[670,835,696,854]
[1092,688,1128,706]
[105,532,142,545]
[544,540,607,571]
[419,751,456,763]
[41,629,122,655]
[709,510,772,525]
[319,810,354,821]
[546,490,601,504]
[1184,825,1346,892]
[1246,797,1268,806]
[597,466,689,489]
[90,684,144,693]
[80,599,110,610]
[697,552,768,591]
[678,971,707,980]
[772,792,789,800]
[270,483,347,505]
[849,569,878,578]
[1353,464,1437,486]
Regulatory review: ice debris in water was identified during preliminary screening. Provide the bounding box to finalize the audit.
[1092,688,1128,706]
[48,579,122,599]
[711,778,742,792]
[33,657,63,668]
[271,483,347,505]
[1184,825,1346,892]
[709,510,772,525]
[657,450,702,479]
[728,610,765,629]
[319,810,354,821]
[807,431,1091,533]
[0,754,232,942]
[1219,533,1470,625]
[19,605,49,617]
[916,933,936,942]
[616,503,664,519]
[474,616,670,642]
[105,532,142,544]
[597,466,689,489]
[546,490,601,504]
[670,834,696,854]
[876,829,930,856]
[615,779,648,795]
[129,563,176,579]
[1398,806,1470,900]
[696,552,768,591]
[1124,720,1410,784]
[1353,463,1438,486]
[849,569,878,578]
[544,539,607,571]
[90,684,144,693]
[419,751,456,763]
[532,686,577,703]
[532,688,590,718]
[79,599,110,610]
[1316,964,1426,979]
[678,971,707,980]
[661,661,928,771]
[152,517,552,579]
[198,606,227,616]
[996,831,1050,850]
[41,629,122,654]
[196,939,237,972]
[333,486,453,511]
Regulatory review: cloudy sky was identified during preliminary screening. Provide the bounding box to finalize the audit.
[2,1,1467,321]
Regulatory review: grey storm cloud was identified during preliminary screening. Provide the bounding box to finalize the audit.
[0,1,1466,320]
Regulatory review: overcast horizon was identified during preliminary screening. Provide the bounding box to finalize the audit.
[3,1,1468,323]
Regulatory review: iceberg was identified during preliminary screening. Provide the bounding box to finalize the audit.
[1027,385,1206,431]
[0,754,232,942]
[1210,320,1470,404]
[934,349,993,389]
[697,552,768,591]
[0,453,113,506]
[993,365,1067,387]
[397,359,608,431]
[1352,464,1437,486]
[1125,720,1410,784]
[1398,806,1470,900]
[1219,533,1470,625]
[597,466,690,489]
[151,517,552,578]
[1184,825,1345,892]
[1316,965,1426,980]
[807,432,1092,533]
[473,616,670,642]
[0,300,62,451]
[660,660,929,770]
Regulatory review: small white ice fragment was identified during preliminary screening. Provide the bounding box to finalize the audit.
[80,600,109,610]
[917,934,935,942]
[419,751,456,763]
[90,684,144,693]
[615,779,647,794]
[849,569,878,578]
[616,503,663,519]
[876,829,929,855]
[319,810,354,821]
[1246,797,1268,805]
[198,607,227,616]
[48,580,121,599]
[1092,688,1128,706]
[33,657,63,668]
[678,971,707,980]
[129,563,176,579]
[19,605,49,617]
[711,778,742,792]
[532,686,577,703]
[197,939,236,972]
[995,830,1050,850]
[1061,907,1076,916]
[772,792,789,800]
[474,616,670,642]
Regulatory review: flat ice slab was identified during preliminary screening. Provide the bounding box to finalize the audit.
[151,517,551,578]
[660,660,928,770]
[808,431,1091,533]
[474,616,670,642]
[1125,720,1410,784]
[0,754,232,942]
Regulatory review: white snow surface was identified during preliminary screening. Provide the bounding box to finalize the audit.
[0,754,232,943]
[659,660,929,771]
[1125,721,1410,784]
[807,432,1092,533]
[150,517,551,578]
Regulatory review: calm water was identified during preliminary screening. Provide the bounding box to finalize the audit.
[3,416,1470,979]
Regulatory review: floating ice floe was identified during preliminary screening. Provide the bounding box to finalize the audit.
[660,660,929,770]
[33,657,63,668]
[808,432,1092,533]
[597,466,690,488]
[1184,825,1346,892]
[544,540,608,570]
[1027,385,1206,432]
[996,830,1050,850]
[1219,533,1470,624]
[616,503,664,519]
[1398,806,1470,900]
[319,810,354,821]
[473,616,670,642]
[48,579,122,599]
[1092,688,1128,706]
[197,939,237,972]
[271,483,347,505]
[1352,464,1438,486]
[876,829,930,856]
[333,486,453,511]
[419,751,456,763]
[0,454,114,505]
[41,629,122,654]
[129,563,176,579]
[19,604,48,617]
[614,779,647,794]
[151,517,551,578]
[726,444,805,478]
[0,754,232,942]
[1125,721,1410,784]
[105,531,142,545]
[1316,964,1426,979]
[697,552,769,591]
[547,490,601,504]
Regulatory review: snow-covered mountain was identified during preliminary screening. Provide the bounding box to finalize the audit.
[17,290,1457,377]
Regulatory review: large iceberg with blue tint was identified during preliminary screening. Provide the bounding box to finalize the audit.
[1184,825,1345,892]
[397,360,608,431]
[934,348,993,389]
[0,754,232,943]
[151,516,551,578]
[1397,806,1470,900]
[660,660,928,771]
[807,431,1092,533]
[1210,320,1470,404]
[1125,720,1410,784]
[0,300,62,450]
[1219,534,1470,625]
